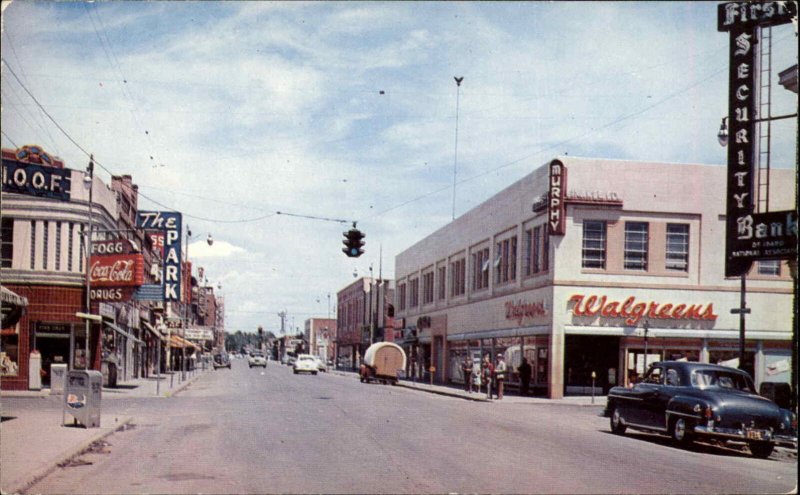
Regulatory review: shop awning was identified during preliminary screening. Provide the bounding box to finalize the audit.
[446,325,551,342]
[103,321,144,345]
[141,321,167,342]
[1,286,28,306]
[1,286,28,329]
[169,334,200,350]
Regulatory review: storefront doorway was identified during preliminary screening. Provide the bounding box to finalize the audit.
[564,335,620,395]
[32,322,85,387]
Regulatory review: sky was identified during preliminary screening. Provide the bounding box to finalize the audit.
[1,1,797,336]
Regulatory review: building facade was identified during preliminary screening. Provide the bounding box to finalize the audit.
[304,317,336,362]
[395,157,795,398]
[335,277,395,370]
[1,145,212,390]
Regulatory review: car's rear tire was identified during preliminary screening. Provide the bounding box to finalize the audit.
[312,371,317,375]
[749,441,774,459]
[610,407,627,435]
[670,417,694,447]
[293,370,298,374]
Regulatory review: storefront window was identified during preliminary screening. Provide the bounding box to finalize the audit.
[1,333,20,376]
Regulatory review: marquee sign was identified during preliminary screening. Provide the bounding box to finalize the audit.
[136,211,183,302]
[718,1,798,277]
[548,159,567,236]
[569,294,718,326]
[2,158,71,201]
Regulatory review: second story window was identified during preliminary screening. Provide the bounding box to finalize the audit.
[1,218,13,269]
[665,223,689,272]
[409,278,419,308]
[582,220,607,269]
[624,222,649,271]
[450,258,466,297]
[422,271,434,304]
[495,236,518,284]
[398,283,407,311]
[473,247,490,290]
[757,260,781,276]
[437,266,446,300]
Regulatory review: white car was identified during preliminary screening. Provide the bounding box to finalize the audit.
[313,356,327,372]
[248,352,267,368]
[293,354,318,375]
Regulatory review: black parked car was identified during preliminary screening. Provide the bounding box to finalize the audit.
[213,353,231,370]
[604,361,796,458]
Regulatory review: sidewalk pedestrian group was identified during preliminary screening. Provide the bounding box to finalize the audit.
[495,354,507,400]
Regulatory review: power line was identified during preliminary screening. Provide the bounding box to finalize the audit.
[364,64,729,221]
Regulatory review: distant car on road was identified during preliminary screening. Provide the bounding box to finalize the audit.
[604,361,797,458]
[313,356,327,372]
[213,353,231,370]
[293,354,318,375]
[248,352,267,368]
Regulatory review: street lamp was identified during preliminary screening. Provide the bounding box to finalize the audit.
[83,156,94,370]
[717,117,729,147]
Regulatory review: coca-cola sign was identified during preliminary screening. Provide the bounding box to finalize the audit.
[89,254,144,287]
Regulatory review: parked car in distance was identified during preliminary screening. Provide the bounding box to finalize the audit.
[248,351,267,368]
[313,356,327,372]
[293,354,318,375]
[604,361,797,458]
[213,353,231,370]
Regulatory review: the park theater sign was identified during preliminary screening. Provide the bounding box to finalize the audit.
[569,294,718,326]
[718,1,798,277]
[136,211,183,302]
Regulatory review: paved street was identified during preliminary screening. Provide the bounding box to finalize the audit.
[22,359,798,494]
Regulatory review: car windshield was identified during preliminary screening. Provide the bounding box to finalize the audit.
[691,369,755,393]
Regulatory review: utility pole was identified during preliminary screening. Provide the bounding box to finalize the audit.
[452,76,464,221]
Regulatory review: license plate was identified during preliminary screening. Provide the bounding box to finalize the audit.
[745,429,763,440]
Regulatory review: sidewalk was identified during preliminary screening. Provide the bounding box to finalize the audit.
[1,369,208,495]
[330,369,608,406]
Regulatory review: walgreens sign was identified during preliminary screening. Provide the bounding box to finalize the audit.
[569,294,718,326]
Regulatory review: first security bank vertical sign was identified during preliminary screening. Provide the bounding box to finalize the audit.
[136,211,182,301]
[718,1,797,277]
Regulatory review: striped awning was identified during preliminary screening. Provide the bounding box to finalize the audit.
[1,286,28,307]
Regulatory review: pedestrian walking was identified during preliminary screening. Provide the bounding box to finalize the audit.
[495,354,507,400]
[471,358,482,393]
[482,354,494,400]
[518,357,532,396]
[461,356,473,392]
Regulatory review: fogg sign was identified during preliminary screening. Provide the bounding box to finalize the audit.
[136,211,182,302]
[89,239,143,302]
[569,294,718,326]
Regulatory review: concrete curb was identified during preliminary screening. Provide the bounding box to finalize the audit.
[4,416,133,495]
[394,382,491,402]
[162,371,203,398]
[329,369,606,406]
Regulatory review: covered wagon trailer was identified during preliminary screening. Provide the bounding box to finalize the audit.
[360,342,406,384]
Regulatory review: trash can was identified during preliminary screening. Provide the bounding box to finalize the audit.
[63,370,102,428]
[50,363,68,395]
[29,351,42,391]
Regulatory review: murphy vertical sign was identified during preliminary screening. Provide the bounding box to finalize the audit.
[717,1,797,278]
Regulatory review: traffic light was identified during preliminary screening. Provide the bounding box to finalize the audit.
[342,227,365,258]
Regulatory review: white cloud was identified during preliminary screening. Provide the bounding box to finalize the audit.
[2,1,796,332]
